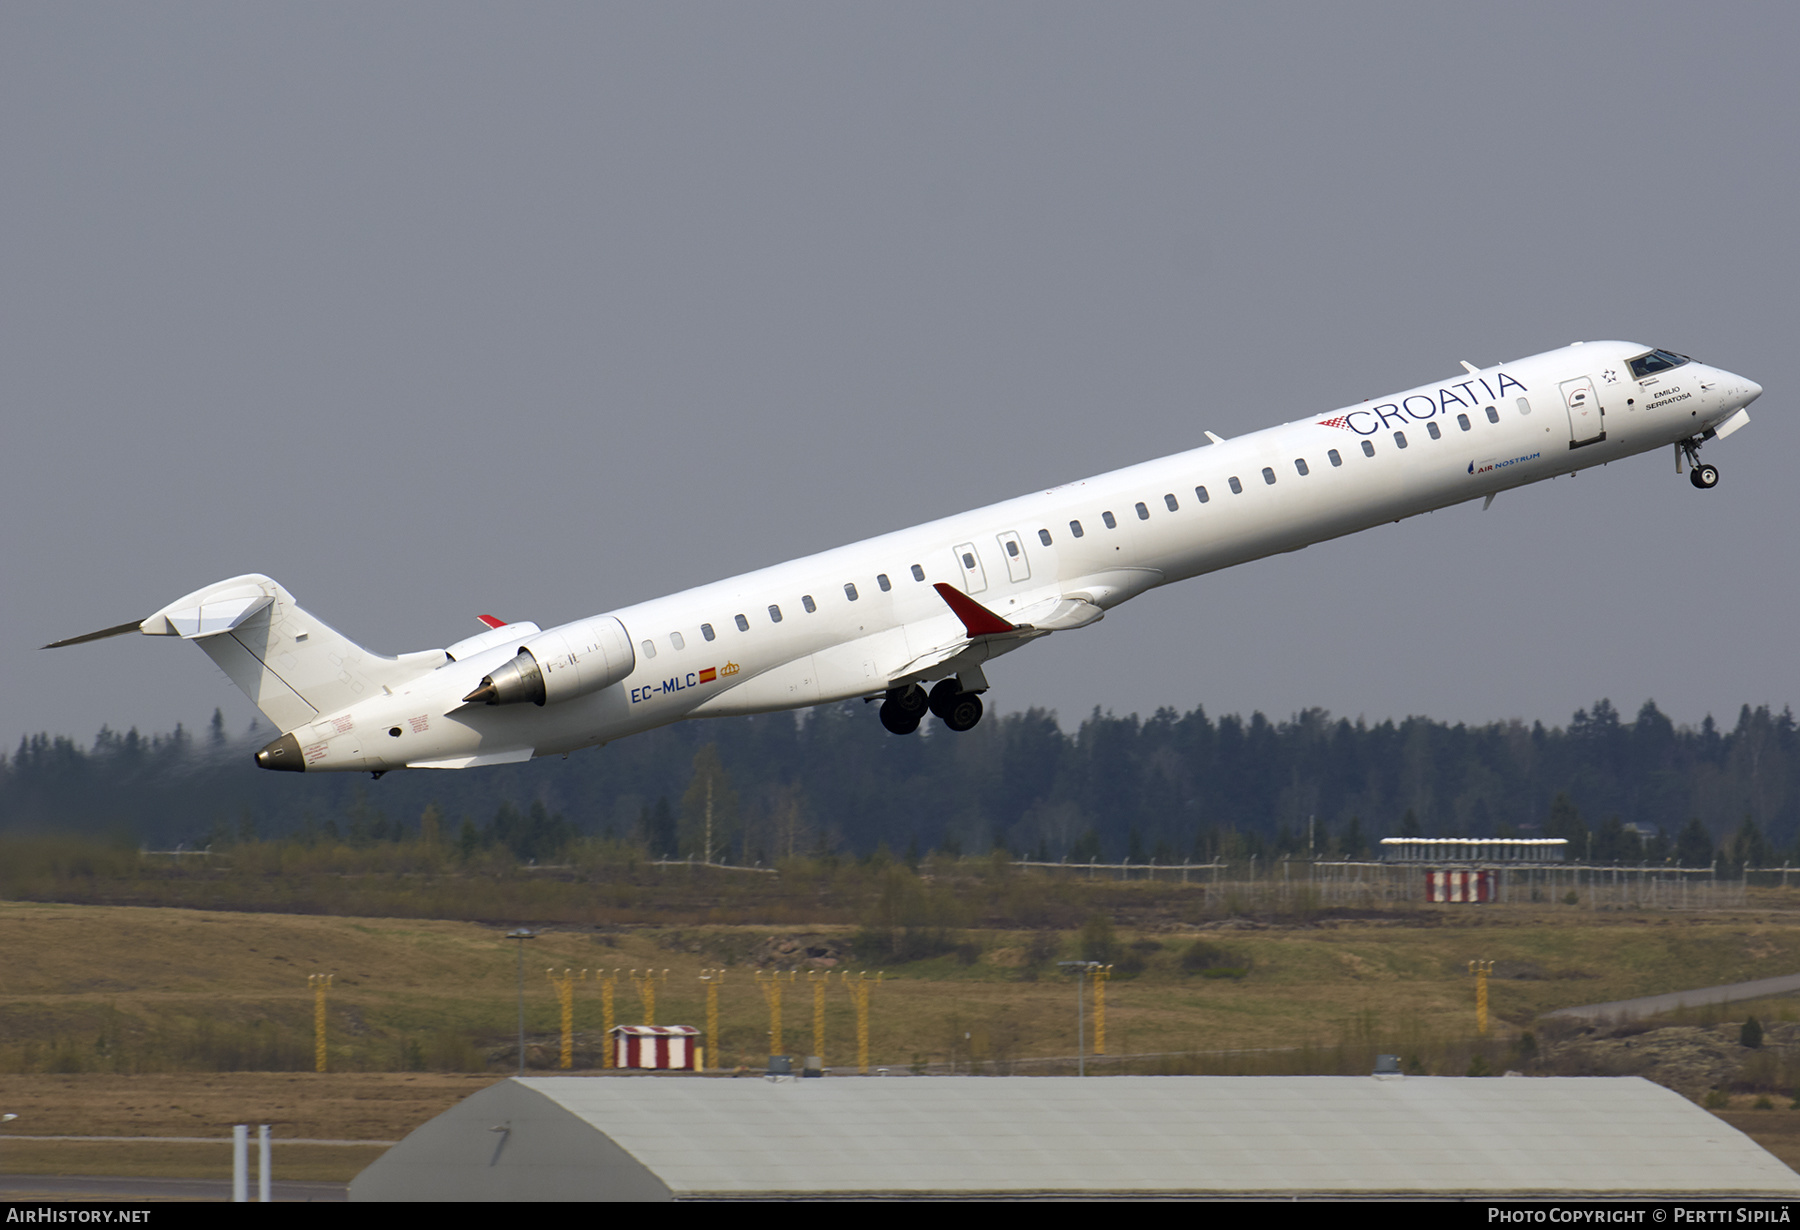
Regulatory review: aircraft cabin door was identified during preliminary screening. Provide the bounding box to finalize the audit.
[1561,375,1605,448]
[996,531,1030,584]
[952,542,989,595]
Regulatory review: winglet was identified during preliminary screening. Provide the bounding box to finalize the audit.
[932,583,1016,637]
[476,614,507,629]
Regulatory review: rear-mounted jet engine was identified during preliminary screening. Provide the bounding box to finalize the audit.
[462,616,635,707]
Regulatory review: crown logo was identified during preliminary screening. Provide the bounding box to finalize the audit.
[720,661,740,677]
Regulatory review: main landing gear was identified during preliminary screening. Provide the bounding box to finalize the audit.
[929,678,985,733]
[879,683,929,734]
[878,679,986,734]
[1678,438,1719,490]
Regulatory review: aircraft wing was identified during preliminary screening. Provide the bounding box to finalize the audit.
[890,585,1105,686]
[932,583,1106,637]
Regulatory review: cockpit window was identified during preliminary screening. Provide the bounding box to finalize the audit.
[1628,349,1690,380]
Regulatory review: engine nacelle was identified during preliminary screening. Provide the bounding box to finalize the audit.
[462,615,635,707]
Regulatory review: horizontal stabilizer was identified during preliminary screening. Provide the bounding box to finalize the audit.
[162,594,274,639]
[932,583,1015,637]
[42,620,145,650]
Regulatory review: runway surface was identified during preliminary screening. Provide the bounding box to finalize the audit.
[1546,971,1800,1021]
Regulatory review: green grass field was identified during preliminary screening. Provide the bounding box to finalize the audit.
[6,854,1800,1184]
[5,894,1800,1078]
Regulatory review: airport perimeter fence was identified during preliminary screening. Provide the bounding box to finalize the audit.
[1011,857,1754,911]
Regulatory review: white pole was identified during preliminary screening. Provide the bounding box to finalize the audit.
[258,1124,271,1202]
[233,1124,248,1202]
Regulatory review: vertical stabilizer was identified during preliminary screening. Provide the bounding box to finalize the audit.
[141,575,446,733]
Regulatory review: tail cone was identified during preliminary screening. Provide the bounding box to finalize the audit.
[254,732,305,772]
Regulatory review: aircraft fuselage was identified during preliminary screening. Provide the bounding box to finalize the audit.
[91,340,1760,774]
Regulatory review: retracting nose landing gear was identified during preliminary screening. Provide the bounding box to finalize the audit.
[1678,438,1719,489]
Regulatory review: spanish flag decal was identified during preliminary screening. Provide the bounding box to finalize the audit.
[699,667,717,684]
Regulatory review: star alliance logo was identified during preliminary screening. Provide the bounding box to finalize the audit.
[1602,369,1618,384]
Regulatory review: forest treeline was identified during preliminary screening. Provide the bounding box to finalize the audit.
[2,698,1796,869]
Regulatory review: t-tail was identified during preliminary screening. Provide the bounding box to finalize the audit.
[43,574,448,767]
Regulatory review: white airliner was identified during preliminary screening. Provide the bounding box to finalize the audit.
[49,341,1762,776]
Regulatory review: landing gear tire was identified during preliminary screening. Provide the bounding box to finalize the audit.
[926,678,985,731]
[879,699,923,735]
[880,684,927,734]
[889,683,928,719]
[941,691,984,733]
[1690,463,1719,489]
[927,678,961,721]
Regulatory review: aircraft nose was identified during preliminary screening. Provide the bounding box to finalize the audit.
[1741,378,1764,406]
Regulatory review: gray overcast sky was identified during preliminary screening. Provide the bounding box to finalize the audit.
[4,2,1795,755]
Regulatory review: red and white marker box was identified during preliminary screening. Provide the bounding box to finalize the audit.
[611,1024,700,1070]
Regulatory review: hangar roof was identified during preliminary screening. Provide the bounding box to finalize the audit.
[350,1074,1800,1200]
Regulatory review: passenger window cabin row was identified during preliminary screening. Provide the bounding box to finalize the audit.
[1035,398,1530,553]
[647,563,932,658]
[643,401,1533,659]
